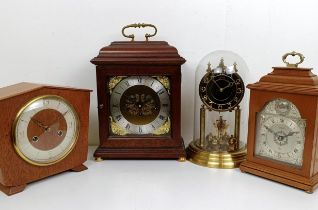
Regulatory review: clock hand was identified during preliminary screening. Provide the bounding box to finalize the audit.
[31,118,49,131]
[284,131,299,137]
[264,125,275,134]
[51,110,69,125]
[212,80,222,91]
[222,82,234,90]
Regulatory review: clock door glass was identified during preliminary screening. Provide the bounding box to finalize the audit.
[13,95,79,166]
[109,76,170,136]
[254,99,306,167]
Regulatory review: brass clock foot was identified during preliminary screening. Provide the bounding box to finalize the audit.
[178,157,186,162]
[95,157,103,162]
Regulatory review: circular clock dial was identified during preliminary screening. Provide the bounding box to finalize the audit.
[110,76,170,135]
[254,99,306,167]
[199,72,244,111]
[13,95,79,166]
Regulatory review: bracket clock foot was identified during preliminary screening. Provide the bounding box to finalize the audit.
[70,164,88,172]
[0,183,26,196]
[95,157,103,162]
[178,157,186,162]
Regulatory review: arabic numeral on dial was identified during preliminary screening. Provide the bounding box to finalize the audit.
[218,105,222,109]
[115,115,122,121]
[159,115,165,120]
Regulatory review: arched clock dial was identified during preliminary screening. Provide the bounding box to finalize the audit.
[254,99,306,167]
[110,76,170,135]
[199,72,245,111]
[13,95,79,166]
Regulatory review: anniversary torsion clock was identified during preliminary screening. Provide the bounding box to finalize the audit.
[240,52,318,193]
[187,51,248,168]
[91,23,186,160]
[0,83,91,196]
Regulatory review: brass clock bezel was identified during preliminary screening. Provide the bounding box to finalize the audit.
[12,95,80,166]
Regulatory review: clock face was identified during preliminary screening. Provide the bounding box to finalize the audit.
[254,99,306,167]
[199,72,244,111]
[109,76,170,135]
[13,95,79,166]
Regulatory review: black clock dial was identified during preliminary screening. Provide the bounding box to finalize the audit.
[199,73,245,111]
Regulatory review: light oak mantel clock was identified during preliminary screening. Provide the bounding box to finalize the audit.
[0,82,91,196]
[240,52,318,193]
[91,23,186,160]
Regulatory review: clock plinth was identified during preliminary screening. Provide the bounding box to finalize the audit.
[94,140,186,159]
[187,139,246,168]
[240,161,318,193]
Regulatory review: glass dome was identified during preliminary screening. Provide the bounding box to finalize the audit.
[187,50,250,168]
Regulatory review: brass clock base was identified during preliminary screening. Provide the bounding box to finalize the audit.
[186,139,246,169]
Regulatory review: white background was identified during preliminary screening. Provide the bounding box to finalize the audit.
[1,0,318,146]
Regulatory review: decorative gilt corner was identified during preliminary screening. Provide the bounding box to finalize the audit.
[108,76,126,94]
[153,117,171,135]
[109,116,128,136]
[155,76,170,94]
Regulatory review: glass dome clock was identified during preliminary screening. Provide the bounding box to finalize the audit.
[187,51,249,168]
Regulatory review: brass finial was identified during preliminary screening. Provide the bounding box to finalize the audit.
[233,62,238,72]
[206,62,212,73]
[218,58,226,73]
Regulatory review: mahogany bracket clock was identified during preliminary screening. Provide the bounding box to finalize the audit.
[240,52,318,193]
[0,82,91,196]
[91,23,186,160]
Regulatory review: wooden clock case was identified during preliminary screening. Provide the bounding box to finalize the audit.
[91,41,186,160]
[0,83,91,195]
[240,65,318,193]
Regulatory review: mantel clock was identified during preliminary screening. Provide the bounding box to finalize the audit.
[0,82,91,196]
[91,23,186,160]
[240,52,318,193]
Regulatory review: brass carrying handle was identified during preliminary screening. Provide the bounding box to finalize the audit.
[282,51,305,68]
[121,23,157,41]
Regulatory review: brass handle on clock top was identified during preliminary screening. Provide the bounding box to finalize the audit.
[282,51,305,68]
[122,23,157,42]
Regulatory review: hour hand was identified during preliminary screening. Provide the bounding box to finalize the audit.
[264,125,275,134]
[31,118,49,130]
